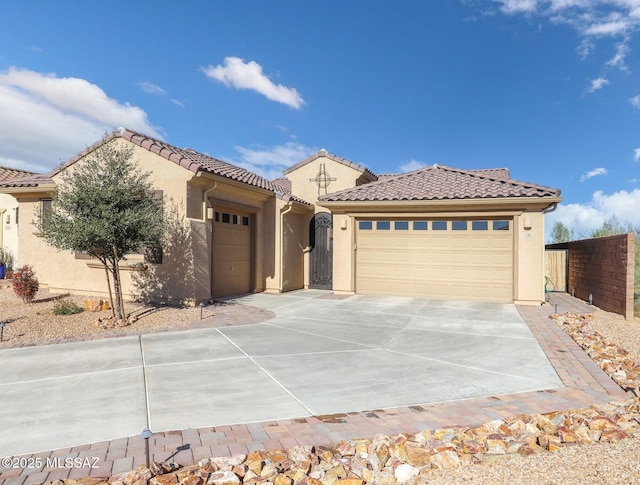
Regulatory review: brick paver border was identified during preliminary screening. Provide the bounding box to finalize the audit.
[0,296,629,485]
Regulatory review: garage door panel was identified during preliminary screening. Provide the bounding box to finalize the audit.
[212,209,251,298]
[356,219,513,303]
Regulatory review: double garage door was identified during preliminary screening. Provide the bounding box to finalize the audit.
[356,218,513,302]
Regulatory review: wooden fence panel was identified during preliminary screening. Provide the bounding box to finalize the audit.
[545,250,567,292]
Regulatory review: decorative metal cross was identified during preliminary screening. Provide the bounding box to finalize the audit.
[309,163,337,195]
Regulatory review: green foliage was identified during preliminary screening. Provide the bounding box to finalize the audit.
[39,144,164,260]
[549,221,574,243]
[38,143,165,320]
[588,215,638,239]
[52,297,84,315]
[12,265,39,303]
[0,246,14,268]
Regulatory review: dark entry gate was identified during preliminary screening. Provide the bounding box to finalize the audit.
[309,212,333,289]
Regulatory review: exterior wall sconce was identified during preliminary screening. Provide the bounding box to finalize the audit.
[523,217,532,230]
[4,215,9,224]
[206,208,215,220]
[340,219,348,230]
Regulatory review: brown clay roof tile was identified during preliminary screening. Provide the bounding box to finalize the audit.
[319,164,560,202]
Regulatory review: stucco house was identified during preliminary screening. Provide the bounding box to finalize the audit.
[0,166,36,268]
[0,128,561,305]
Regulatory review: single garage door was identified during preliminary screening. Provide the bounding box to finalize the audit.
[356,218,513,302]
[212,209,251,298]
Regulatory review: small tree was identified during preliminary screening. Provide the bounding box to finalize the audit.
[39,144,164,322]
[549,221,574,243]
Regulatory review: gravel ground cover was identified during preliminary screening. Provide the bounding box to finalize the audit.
[4,283,640,484]
[0,283,202,347]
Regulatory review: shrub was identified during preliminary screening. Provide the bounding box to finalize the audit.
[52,297,83,316]
[12,265,39,303]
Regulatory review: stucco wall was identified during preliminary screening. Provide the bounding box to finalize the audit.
[548,234,635,320]
[513,211,546,304]
[0,193,19,268]
[287,156,370,212]
[15,139,200,303]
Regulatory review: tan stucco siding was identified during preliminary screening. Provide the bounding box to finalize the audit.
[331,214,354,294]
[15,138,200,303]
[0,193,20,267]
[286,156,370,210]
[513,211,546,304]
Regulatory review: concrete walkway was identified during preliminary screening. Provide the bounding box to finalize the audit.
[0,292,628,484]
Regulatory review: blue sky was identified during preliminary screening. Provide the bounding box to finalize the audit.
[2,1,640,241]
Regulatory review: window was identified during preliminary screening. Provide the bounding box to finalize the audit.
[232,214,239,225]
[222,213,231,223]
[359,220,373,230]
[376,221,391,230]
[472,221,488,231]
[413,221,428,230]
[432,221,447,230]
[394,221,409,230]
[493,220,510,231]
[215,211,220,222]
[242,216,250,226]
[452,221,467,231]
[41,199,52,217]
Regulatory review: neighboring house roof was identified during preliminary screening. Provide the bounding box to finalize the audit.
[318,164,560,202]
[283,149,378,181]
[0,166,36,182]
[0,173,54,188]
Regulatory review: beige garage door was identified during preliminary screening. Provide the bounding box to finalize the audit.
[212,209,251,298]
[356,219,513,302]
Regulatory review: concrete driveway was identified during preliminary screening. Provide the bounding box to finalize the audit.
[0,290,562,457]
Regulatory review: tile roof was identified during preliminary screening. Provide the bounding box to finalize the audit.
[0,166,36,182]
[318,164,560,202]
[283,149,377,180]
[0,173,54,188]
[120,130,273,190]
[0,129,275,192]
[271,177,312,206]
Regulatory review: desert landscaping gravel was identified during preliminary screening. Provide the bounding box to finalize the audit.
[4,282,640,483]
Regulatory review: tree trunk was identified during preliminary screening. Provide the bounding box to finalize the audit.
[112,245,126,321]
[103,262,116,319]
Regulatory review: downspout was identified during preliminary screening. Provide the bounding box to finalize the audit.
[279,199,294,293]
[202,181,218,221]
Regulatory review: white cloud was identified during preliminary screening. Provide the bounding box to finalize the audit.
[586,76,609,93]
[497,0,540,13]
[492,1,640,90]
[398,159,428,172]
[138,81,166,95]
[580,167,607,181]
[630,94,640,108]
[634,148,640,161]
[605,41,630,70]
[202,57,305,109]
[545,188,640,240]
[0,67,162,173]
[230,142,318,180]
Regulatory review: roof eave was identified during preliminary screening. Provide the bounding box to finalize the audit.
[195,171,274,198]
[0,183,57,195]
[318,196,563,212]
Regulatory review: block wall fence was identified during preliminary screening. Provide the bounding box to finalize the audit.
[547,233,635,320]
